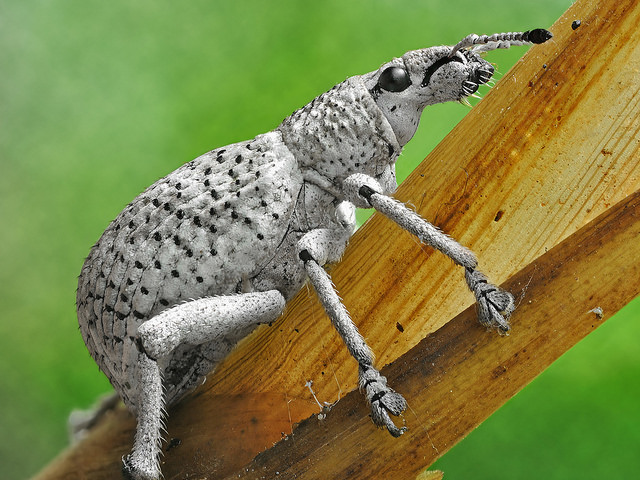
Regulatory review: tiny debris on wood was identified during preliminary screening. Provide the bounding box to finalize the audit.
[588,306,604,319]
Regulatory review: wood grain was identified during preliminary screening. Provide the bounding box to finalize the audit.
[34,0,640,478]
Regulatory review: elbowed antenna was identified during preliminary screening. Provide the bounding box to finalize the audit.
[449,28,553,56]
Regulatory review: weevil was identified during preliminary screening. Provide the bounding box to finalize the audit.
[77,28,552,479]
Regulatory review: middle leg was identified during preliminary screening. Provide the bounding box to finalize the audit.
[298,228,407,436]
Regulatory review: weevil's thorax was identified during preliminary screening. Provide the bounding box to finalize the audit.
[278,76,402,197]
[364,46,495,146]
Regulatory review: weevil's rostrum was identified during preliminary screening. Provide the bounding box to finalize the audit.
[77,29,551,480]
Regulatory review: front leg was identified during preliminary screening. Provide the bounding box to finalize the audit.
[343,173,515,333]
[297,228,407,437]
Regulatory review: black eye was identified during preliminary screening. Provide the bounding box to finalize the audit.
[378,66,411,92]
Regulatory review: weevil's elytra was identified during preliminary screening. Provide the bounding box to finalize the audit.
[77,27,552,480]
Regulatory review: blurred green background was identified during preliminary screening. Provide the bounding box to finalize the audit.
[1,1,638,478]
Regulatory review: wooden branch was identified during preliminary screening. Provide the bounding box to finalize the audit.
[35,0,640,478]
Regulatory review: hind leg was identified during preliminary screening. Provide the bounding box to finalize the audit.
[122,353,164,480]
[124,290,286,479]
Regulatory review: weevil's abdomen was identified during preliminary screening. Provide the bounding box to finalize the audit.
[77,131,302,408]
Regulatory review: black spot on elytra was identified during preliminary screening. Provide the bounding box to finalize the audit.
[210,248,217,256]
[176,210,184,220]
[159,298,169,306]
[141,286,149,295]
[171,269,179,278]
[196,276,203,283]
[231,211,239,219]
[235,155,242,163]
[135,261,143,269]
[153,232,162,241]
[152,198,160,207]
[186,249,193,257]
[193,216,201,227]
[120,293,128,302]
[204,167,212,175]
[133,310,145,320]
[211,189,219,200]
[257,233,264,240]
[173,235,180,245]
[154,260,161,269]
[209,225,217,233]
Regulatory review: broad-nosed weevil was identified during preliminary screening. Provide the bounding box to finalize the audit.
[77,28,552,480]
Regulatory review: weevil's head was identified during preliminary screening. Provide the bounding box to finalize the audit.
[363,28,552,146]
[362,46,494,146]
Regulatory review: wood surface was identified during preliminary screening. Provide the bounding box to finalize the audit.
[34,0,640,478]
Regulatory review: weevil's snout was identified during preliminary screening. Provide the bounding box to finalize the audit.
[462,54,495,96]
[417,48,495,101]
[363,46,495,146]
[363,28,551,146]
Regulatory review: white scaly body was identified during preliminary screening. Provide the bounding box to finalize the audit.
[77,29,551,480]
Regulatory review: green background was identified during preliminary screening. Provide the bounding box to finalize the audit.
[1,1,638,478]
